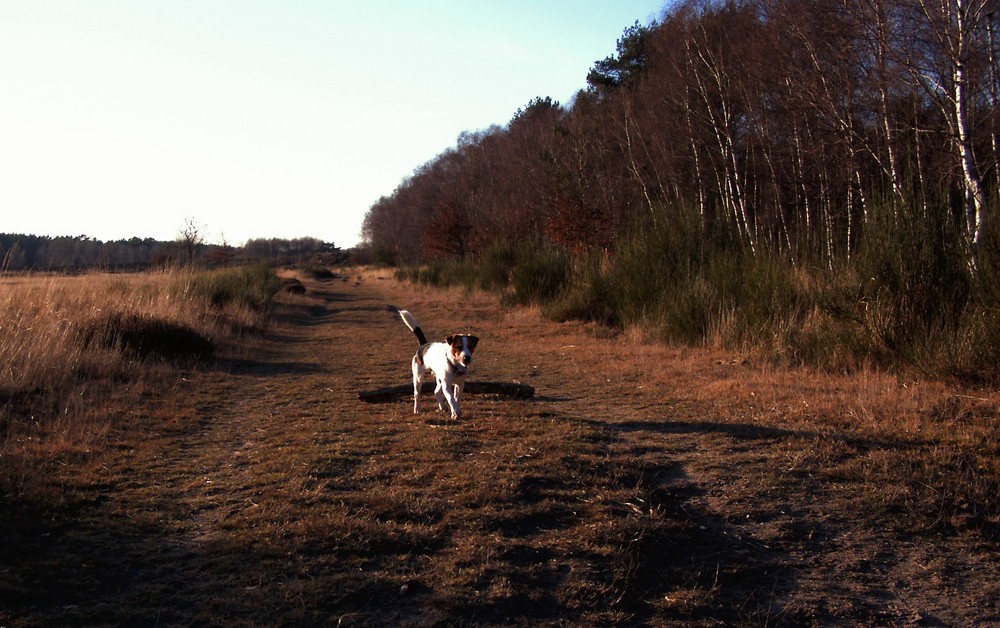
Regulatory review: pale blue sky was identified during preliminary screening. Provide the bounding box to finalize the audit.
[0,1,664,247]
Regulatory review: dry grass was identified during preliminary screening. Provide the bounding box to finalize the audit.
[1,268,997,626]
[384,273,999,532]
[0,268,276,497]
[1,270,240,388]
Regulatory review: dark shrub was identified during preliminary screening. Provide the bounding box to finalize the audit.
[281,278,307,294]
[83,313,215,362]
[300,264,335,280]
[507,243,570,305]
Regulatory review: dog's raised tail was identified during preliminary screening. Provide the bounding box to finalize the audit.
[398,310,428,345]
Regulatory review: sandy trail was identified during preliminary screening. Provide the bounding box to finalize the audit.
[2,271,996,626]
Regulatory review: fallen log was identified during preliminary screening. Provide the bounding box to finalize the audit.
[358,381,535,403]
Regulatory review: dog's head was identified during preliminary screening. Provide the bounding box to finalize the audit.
[446,334,479,368]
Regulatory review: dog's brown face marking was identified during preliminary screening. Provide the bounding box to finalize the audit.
[446,335,479,366]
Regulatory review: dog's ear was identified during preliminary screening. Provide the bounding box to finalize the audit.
[466,335,479,351]
[446,335,457,346]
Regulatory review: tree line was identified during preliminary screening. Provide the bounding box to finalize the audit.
[363,0,998,269]
[363,0,1000,379]
[0,233,347,272]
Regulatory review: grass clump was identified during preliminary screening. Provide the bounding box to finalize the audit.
[178,264,281,310]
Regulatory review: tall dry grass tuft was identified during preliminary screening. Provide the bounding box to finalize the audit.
[1,266,280,494]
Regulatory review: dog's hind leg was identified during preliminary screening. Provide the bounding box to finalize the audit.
[411,359,424,414]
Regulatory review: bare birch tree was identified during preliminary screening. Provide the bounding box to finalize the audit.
[908,0,994,262]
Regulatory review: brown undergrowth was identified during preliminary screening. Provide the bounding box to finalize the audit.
[0,267,997,625]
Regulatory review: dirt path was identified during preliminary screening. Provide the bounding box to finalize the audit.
[2,272,997,625]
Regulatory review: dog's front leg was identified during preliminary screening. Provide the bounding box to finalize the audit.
[443,391,461,419]
[453,375,466,408]
[433,379,447,412]
[438,374,461,419]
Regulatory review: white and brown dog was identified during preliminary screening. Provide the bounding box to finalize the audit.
[398,310,479,419]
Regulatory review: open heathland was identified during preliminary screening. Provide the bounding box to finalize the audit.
[1,269,998,625]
